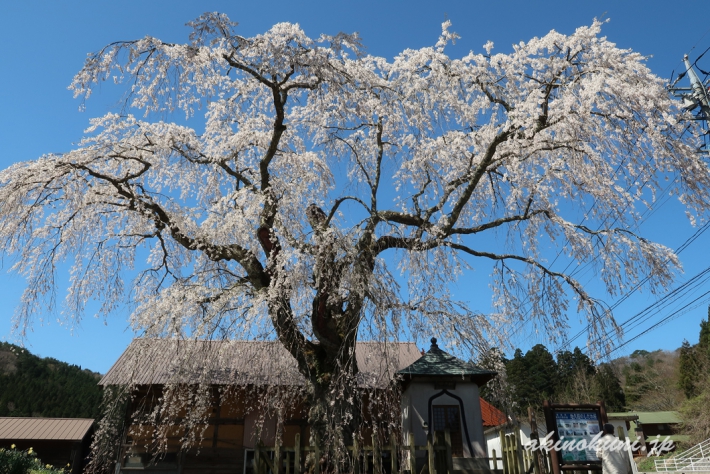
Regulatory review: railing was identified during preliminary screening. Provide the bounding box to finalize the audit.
[251,430,458,474]
[655,438,710,472]
[655,457,710,472]
[668,436,709,461]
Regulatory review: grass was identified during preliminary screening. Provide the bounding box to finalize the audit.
[636,448,687,473]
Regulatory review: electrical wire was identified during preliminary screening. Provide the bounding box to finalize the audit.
[562,218,710,350]
[598,289,710,359]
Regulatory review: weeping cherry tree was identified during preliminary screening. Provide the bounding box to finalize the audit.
[1,13,709,470]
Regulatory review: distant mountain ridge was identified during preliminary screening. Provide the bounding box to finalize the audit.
[0,342,102,418]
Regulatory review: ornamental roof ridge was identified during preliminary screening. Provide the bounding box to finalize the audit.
[397,337,497,381]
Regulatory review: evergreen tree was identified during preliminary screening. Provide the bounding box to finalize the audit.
[623,350,657,405]
[505,349,532,414]
[593,363,626,411]
[505,345,558,414]
[0,343,102,418]
[678,339,701,399]
[699,314,710,362]
[525,344,558,399]
[556,348,596,394]
[501,343,630,413]
[680,309,710,443]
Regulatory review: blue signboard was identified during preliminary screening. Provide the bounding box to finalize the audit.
[554,410,602,462]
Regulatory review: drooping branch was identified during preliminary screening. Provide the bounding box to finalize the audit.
[66,161,269,287]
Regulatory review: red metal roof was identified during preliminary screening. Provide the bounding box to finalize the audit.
[0,417,93,441]
[480,398,507,427]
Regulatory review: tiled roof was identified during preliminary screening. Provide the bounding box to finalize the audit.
[100,338,422,389]
[397,338,497,384]
[480,398,507,427]
[0,417,93,441]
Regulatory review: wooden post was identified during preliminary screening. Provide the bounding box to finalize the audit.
[314,433,321,474]
[504,431,516,474]
[391,433,398,474]
[408,432,416,474]
[506,431,515,474]
[514,428,525,474]
[499,431,509,474]
[543,401,561,474]
[445,429,453,474]
[373,434,382,474]
[294,433,301,474]
[528,407,543,474]
[353,436,360,474]
[255,442,262,474]
[493,449,498,471]
[427,433,435,474]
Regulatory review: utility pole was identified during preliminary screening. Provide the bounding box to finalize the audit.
[669,54,710,153]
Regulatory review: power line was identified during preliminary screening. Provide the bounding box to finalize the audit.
[562,218,710,349]
[599,289,710,359]
[572,263,710,359]
[622,269,710,335]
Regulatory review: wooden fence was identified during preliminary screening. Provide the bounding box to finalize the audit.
[251,428,604,474]
[489,429,552,474]
[490,429,602,474]
[251,430,459,474]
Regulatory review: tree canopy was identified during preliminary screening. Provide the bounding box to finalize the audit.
[484,344,626,415]
[680,314,710,443]
[1,13,708,467]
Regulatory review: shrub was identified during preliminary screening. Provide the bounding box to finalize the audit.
[0,446,67,474]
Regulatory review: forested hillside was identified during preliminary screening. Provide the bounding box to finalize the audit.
[479,345,627,416]
[478,313,710,444]
[0,342,102,418]
[615,349,683,411]
[678,316,710,443]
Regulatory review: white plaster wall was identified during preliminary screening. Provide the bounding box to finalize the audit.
[607,420,632,439]
[486,430,502,462]
[401,381,486,458]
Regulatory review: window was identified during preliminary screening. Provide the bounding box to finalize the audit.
[432,405,463,457]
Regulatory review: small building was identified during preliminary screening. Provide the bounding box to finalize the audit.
[101,337,496,474]
[399,338,497,473]
[0,417,94,474]
[607,411,688,451]
[606,412,639,440]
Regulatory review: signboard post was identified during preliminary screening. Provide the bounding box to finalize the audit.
[543,401,608,474]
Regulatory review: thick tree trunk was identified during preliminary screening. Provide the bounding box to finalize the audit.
[305,342,361,473]
[262,214,373,472]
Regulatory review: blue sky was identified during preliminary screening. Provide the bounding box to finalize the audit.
[1,0,709,373]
